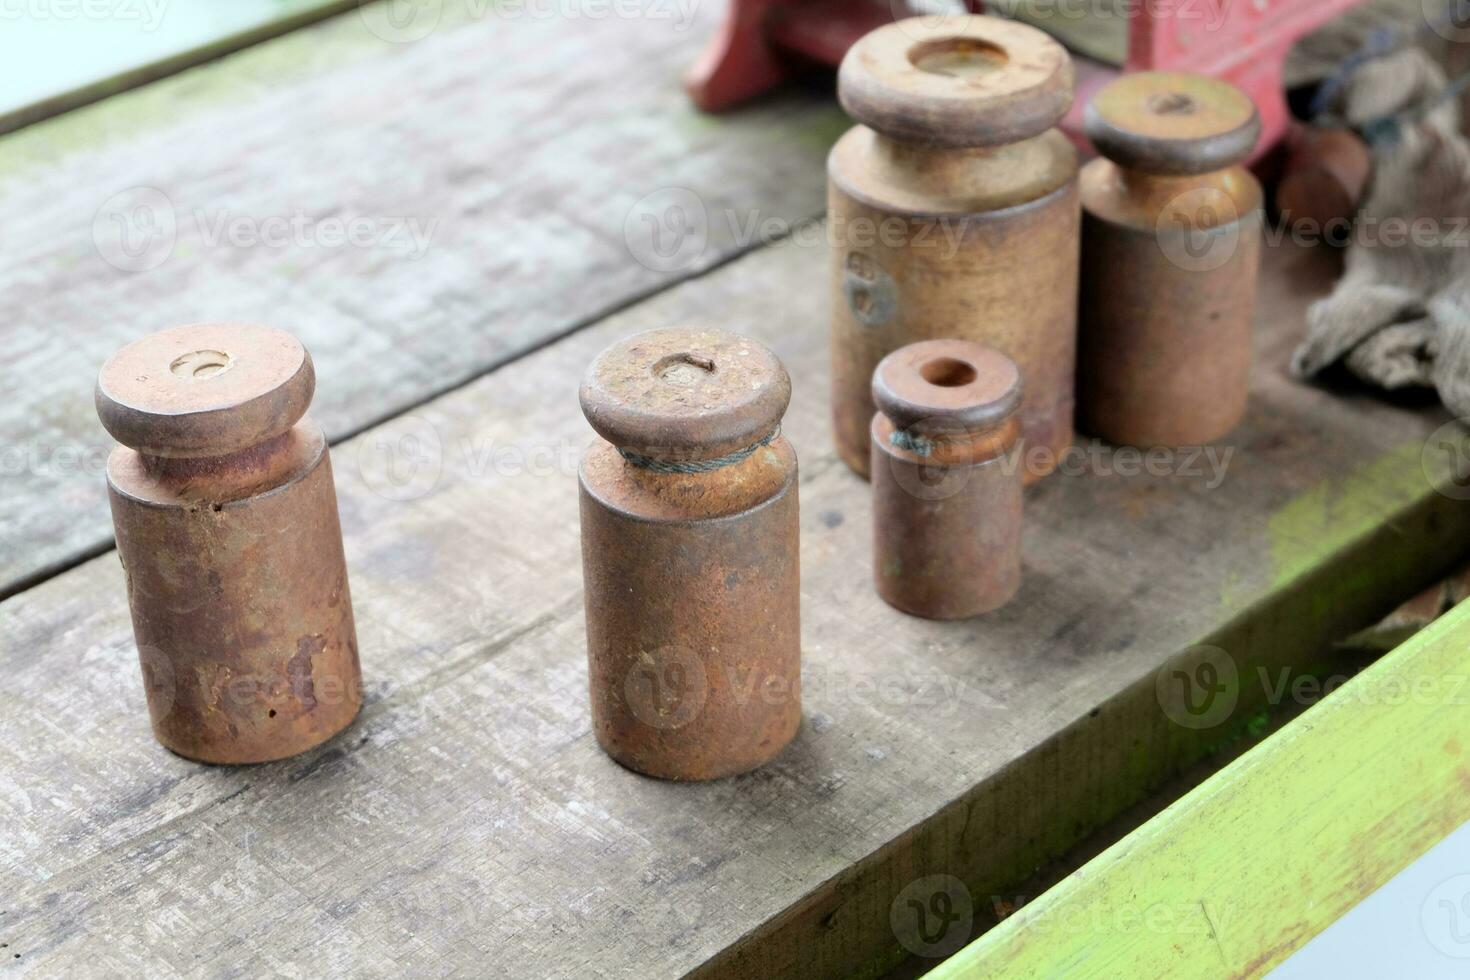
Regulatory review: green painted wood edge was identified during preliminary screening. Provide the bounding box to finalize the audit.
[927,581,1470,979]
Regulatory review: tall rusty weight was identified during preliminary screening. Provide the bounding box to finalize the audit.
[1077,72,1264,448]
[871,340,1023,620]
[97,324,362,764]
[579,328,801,781]
[829,14,1079,483]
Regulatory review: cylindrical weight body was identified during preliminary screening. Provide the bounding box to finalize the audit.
[1077,73,1265,448]
[107,425,361,764]
[578,327,800,780]
[868,340,1024,619]
[829,152,1079,481]
[871,423,1022,619]
[1077,174,1262,446]
[579,444,800,780]
[829,15,1080,482]
[96,322,362,764]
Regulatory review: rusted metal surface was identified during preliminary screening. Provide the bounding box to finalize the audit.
[1077,71,1264,448]
[97,323,361,764]
[870,339,1023,620]
[828,14,1080,483]
[578,328,800,780]
[1276,126,1371,233]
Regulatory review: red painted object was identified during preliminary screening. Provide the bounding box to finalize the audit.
[685,0,1367,157]
[685,0,983,112]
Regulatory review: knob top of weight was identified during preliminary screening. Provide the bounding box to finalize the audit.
[581,327,790,463]
[1086,72,1261,176]
[873,339,1022,437]
[838,15,1074,149]
[97,323,315,458]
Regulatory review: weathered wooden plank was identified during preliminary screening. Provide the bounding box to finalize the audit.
[2,235,1467,978]
[0,0,844,597]
[0,0,356,137]
[928,593,1470,979]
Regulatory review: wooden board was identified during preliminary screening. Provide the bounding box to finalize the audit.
[3,232,1469,978]
[0,0,846,598]
[929,593,1470,978]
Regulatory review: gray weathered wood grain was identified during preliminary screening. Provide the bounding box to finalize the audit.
[0,0,845,597]
[3,233,1467,977]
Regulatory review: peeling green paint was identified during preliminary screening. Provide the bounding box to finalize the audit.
[1267,439,1434,591]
